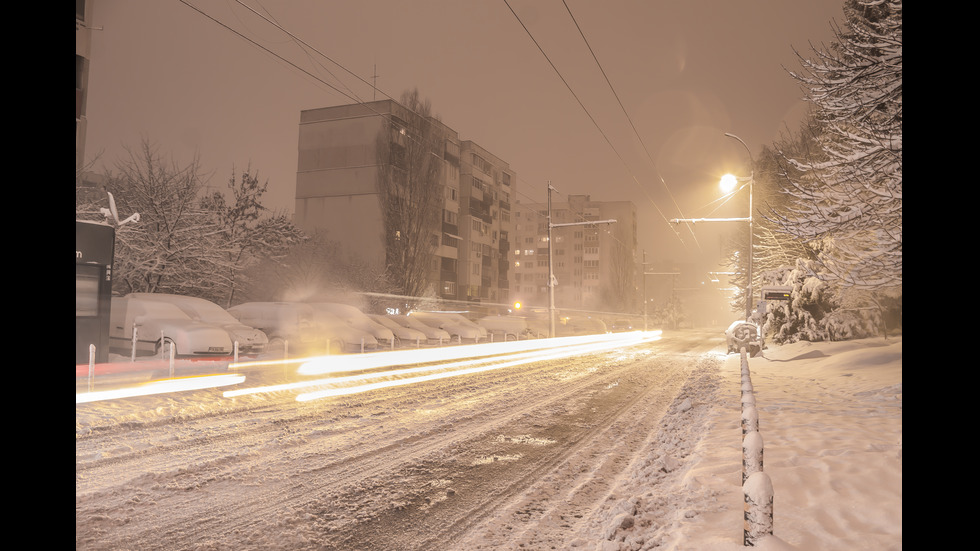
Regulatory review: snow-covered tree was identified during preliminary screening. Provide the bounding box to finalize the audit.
[94,140,221,298]
[200,165,305,307]
[83,139,306,305]
[756,260,880,344]
[773,0,902,293]
[375,89,445,299]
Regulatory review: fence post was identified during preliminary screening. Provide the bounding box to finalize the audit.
[168,340,175,378]
[741,405,759,435]
[131,324,139,362]
[742,430,763,485]
[234,341,239,363]
[743,471,774,545]
[88,344,96,392]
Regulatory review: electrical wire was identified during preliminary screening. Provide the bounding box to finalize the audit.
[502,0,689,252]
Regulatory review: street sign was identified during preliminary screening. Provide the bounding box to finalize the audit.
[761,286,792,301]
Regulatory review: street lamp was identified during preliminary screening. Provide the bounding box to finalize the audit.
[669,132,755,321]
[723,133,754,321]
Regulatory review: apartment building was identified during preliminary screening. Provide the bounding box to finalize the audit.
[294,99,514,304]
[76,0,96,179]
[511,194,637,312]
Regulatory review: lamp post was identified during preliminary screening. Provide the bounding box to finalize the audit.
[546,183,617,337]
[669,132,755,321]
[724,133,754,321]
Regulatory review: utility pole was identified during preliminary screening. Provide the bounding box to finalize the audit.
[642,251,647,331]
[546,183,617,338]
[670,132,754,321]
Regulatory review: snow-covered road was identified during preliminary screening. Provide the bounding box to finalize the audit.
[76,330,727,550]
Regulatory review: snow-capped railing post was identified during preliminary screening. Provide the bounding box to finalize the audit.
[743,471,774,545]
[233,341,239,363]
[131,324,139,362]
[88,344,96,392]
[167,340,175,378]
[742,431,763,484]
[740,347,774,546]
[360,337,365,354]
[741,405,758,435]
[390,337,395,351]
[416,337,420,348]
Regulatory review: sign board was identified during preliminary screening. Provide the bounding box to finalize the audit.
[761,286,792,301]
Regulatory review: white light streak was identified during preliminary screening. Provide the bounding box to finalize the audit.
[76,374,246,404]
[292,331,661,402]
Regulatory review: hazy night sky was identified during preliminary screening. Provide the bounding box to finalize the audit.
[83,0,845,279]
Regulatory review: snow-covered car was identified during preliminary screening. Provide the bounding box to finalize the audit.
[227,302,324,356]
[476,315,529,341]
[110,296,234,357]
[306,304,379,353]
[124,293,268,354]
[369,314,429,346]
[384,314,452,345]
[559,316,608,336]
[609,319,634,332]
[409,312,484,343]
[725,320,762,356]
[311,302,395,347]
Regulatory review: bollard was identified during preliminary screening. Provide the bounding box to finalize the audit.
[361,337,365,354]
[416,337,420,348]
[131,325,139,362]
[743,471,774,546]
[168,340,175,378]
[742,430,763,485]
[390,337,395,351]
[741,405,759,436]
[88,344,96,392]
[234,341,239,363]
[741,389,756,408]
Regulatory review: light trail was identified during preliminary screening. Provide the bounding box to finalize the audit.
[294,331,658,402]
[292,331,657,376]
[76,374,246,404]
[223,331,659,399]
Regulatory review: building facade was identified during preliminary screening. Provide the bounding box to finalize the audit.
[76,0,96,179]
[294,100,515,305]
[511,195,637,313]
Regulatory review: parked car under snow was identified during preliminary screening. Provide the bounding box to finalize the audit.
[124,293,268,354]
[110,296,233,358]
[725,320,762,356]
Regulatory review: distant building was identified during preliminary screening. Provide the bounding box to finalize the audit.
[511,195,637,312]
[76,0,96,181]
[294,99,515,305]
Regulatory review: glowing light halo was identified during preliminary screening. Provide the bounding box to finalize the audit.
[76,374,246,404]
[295,332,660,402]
[224,332,659,399]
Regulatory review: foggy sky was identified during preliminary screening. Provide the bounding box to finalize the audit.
[83,0,845,278]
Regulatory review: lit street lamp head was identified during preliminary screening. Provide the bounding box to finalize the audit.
[719,173,738,195]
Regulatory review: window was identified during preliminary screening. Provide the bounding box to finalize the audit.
[75,267,100,317]
[584,260,599,268]
[442,281,457,296]
[443,210,457,225]
[585,247,599,255]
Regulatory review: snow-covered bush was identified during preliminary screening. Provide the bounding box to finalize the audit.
[757,260,880,344]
